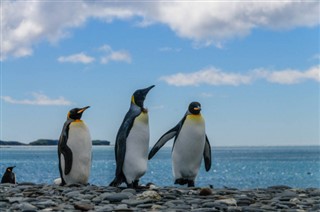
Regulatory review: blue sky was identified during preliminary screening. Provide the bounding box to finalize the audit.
[1,1,319,146]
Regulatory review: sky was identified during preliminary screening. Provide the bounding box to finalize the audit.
[0,0,319,146]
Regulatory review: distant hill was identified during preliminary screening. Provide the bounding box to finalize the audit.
[92,140,111,145]
[29,139,110,146]
[1,139,111,146]
[0,140,26,146]
[29,139,58,145]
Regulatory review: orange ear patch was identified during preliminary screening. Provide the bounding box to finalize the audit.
[131,95,136,105]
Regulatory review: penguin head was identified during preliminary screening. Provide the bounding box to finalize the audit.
[6,166,15,173]
[67,106,90,120]
[131,85,155,108]
[188,102,201,115]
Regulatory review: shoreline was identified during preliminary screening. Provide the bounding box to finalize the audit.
[0,183,319,211]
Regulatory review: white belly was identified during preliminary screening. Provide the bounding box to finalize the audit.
[123,112,149,184]
[172,115,206,180]
[60,121,92,184]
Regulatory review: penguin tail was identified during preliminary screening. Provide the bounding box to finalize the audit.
[53,178,62,185]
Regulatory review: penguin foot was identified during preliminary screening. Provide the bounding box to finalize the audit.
[187,180,195,187]
[133,180,139,188]
[109,177,124,187]
[109,180,120,187]
[174,178,188,185]
[126,180,140,189]
[53,178,62,185]
[174,179,195,187]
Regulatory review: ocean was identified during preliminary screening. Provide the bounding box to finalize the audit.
[0,146,319,189]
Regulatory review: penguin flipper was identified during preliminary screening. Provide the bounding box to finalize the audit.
[58,121,73,176]
[148,126,178,160]
[203,135,212,171]
[61,145,73,175]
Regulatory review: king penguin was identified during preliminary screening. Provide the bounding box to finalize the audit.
[148,101,211,187]
[57,106,92,185]
[109,85,155,188]
[1,166,16,184]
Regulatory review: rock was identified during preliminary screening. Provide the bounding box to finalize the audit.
[114,203,129,210]
[192,208,219,212]
[242,206,265,212]
[268,185,292,190]
[199,188,212,196]
[96,205,114,212]
[121,188,136,194]
[161,194,177,200]
[92,196,101,203]
[6,197,24,203]
[166,199,185,205]
[214,198,237,206]
[35,200,57,206]
[236,196,255,206]
[136,203,154,208]
[151,204,166,210]
[310,190,320,196]
[227,206,243,212]
[103,193,130,202]
[171,204,191,210]
[74,202,94,211]
[18,202,37,211]
[122,199,153,206]
[202,201,217,208]
[18,182,36,186]
[137,190,161,200]
[64,190,81,198]
[0,202,8,208]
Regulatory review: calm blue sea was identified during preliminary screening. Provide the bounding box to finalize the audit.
[0,146,319,189]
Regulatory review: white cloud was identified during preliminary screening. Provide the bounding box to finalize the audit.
[159,47,182,52]
[151,105,165,110]
[101,51,131,64]
[161,65,320,86]
[200,92,213,98]
[138,1,319,46]
[311,54,320,60]
[1,1,319,60]
[1,1,134,60]
[99,45,131,64]
[254,66,320,84]
[56,46,131,65]
[160,67,252,86]
[58,52,95,64]
[1,92,72,106]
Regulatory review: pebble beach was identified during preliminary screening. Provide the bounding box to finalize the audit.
[0,183,319,211]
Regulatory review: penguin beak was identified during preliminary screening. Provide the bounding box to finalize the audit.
[77,106,90,114]
[141,85,155,97]
[7,166,15,171]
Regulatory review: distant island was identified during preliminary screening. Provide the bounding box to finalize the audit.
[0,139,111,146]
[0,140,26,146]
